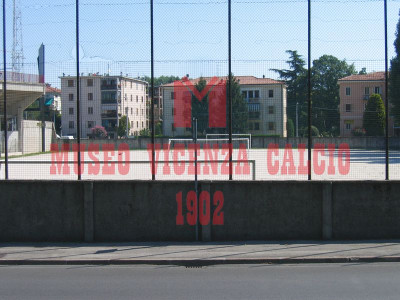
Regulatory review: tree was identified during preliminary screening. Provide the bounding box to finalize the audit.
[363,93,385,136]
[231,75,248,133]
[287,119,295,137]
[117,115,130,138]
[311,55,356,136]
[155,122,162,136]
[273,51,356,137]
[271,50,307,131]
[390,13,400,126]
[141,75,180,87]
[191,75,248,135]
[359,67,367,75]
[91,126,107,139]
[139,128,151,137]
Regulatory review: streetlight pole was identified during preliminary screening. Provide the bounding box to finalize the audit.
[296,102,299,138]
[125,107,129,138]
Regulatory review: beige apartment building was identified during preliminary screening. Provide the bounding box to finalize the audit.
[338,72,394,137]
[61,75,148,138]
[161,76,287,137]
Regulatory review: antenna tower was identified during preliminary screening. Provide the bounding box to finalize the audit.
[12,0,24,73]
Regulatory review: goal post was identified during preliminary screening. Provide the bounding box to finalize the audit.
[168,138,250,150]
[205,133,252,148]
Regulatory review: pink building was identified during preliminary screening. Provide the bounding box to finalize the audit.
[338,72,394,137]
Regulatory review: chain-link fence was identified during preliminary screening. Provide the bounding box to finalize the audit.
[1,0,399,181]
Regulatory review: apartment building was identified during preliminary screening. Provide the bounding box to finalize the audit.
[161,76,287,137]
[45,84,61,112]
[146,86,163,128]
[61,75,148,138]
[338,72,394,137]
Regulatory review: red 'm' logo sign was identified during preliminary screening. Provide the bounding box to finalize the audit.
[173,76,226,128]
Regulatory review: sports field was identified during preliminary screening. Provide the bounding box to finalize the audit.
[1,148,399,180]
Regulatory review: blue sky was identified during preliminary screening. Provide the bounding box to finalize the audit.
[3,0,400,87]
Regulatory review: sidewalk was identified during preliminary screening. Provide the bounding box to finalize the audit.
[1,241,400,265]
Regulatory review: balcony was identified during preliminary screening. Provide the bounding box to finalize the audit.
[247,102,260,112]
[101,110,118,119]
[101,79,118,90]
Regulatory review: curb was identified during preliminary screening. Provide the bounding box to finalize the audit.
[1,256,400,266]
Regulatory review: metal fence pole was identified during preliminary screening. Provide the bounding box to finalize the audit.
[2,0,8,180]
[307,0,312,181]
[151,0,155,181]
[76,0,81,180]
[228,0,233,181]
[384,0,389,180]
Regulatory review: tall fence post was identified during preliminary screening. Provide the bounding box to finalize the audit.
[307,0,312,181]
[151,0,155,181]
[2,0,8,180]
[76,0,81,180]
[228,0,233,181]
[384,0,389,180]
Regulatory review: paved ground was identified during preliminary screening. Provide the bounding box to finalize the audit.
[1,148,400,180]
[1,263,400,299]
[1,241,400,265]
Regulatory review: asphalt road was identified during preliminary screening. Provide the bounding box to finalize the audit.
[1,263,400,299]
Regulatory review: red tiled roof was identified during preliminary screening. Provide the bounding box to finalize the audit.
[46,85,61,94]
[338,72,386,82]
[161,76,284,87]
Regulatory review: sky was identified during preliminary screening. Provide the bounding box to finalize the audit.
[2,0,400,87]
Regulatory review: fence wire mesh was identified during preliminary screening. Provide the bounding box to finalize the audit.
[1,0,400,181]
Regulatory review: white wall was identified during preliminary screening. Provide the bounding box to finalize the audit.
[0,131,19,153]
[21,120,53,154]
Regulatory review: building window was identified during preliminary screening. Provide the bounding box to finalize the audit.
[87,79,93,87]
[172,124,175,132]
[268,106,274,114]
[346,104,351,112]
[141,109,143,115]
[69,94,74,101]
[345,87,351,96]
[345,122,352,130]
[69,107,74,115]
[88,93,93,101]
[136,83,138,90]
[136,108,139,115]
[255,90,260,98]
[88,107,93,114]
[136,95,138,102]
[131,95,133,102]
[67,80,74,87]
[242,91,247,98]
[254,122,260,130]
[268,90,273,98]
[69,121,74,129]
[131,82,133,88]
[142,121,144,128]
[141,96,144,102]
[375,86,381,94]
[268,122,275,131]
[137,121,139,128]
[365,87,370,95]
[249,123,253,130]
[248,91,254,99]
[131,121,133,127]
[171,92,175,99]
[88,121,94,128]
[131,108,133,114]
